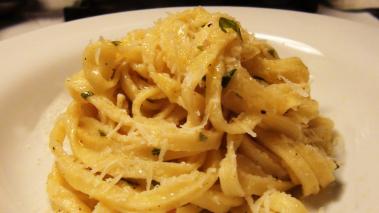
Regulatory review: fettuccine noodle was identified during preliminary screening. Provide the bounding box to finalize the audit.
[47,7,337,213]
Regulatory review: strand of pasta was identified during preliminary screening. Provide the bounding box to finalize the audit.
[205,58,261,135]
[49,106,219,212]
[47,7,337,212]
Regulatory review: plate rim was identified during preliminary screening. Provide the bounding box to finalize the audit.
[1,6,379,45]
[0,6,378,212]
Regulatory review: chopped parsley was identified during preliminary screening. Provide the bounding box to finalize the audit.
[334,160,340,170]
[152,148,161,156]
[98,130,106,137]
[221,69,237,88]
[267,48,278,58]
[111,40,121,46]
[80,91,94,99]
[197,45,204,51]
[199,132,208,142]
[219,17,242,39]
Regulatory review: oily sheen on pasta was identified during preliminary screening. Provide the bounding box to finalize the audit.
[47,8,337,213]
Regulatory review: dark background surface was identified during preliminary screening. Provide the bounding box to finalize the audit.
[62,0,320,21]
[0,0,378,30]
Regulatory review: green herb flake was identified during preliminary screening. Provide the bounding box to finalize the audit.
[267,48,278,58]
[334,160,340,170]
[98,130,106,137]
[199,132,208,142]
[80,91,94,100]
[221,69,237,88]
[219,17,242,39]
[197,45,204,51]
[111,40,121,46]
[152,148,161,156]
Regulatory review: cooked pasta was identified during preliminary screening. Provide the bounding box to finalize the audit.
[47,7,337,213]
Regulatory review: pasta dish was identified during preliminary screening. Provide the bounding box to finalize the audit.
[47,7,337,212]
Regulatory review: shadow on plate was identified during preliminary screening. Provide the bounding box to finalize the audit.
[302,178,345,209]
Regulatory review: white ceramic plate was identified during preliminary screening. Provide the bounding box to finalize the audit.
[0,6,378,213]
